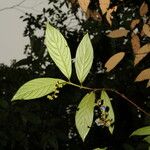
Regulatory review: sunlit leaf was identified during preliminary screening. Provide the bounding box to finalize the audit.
[136,43,150,54]
[45,23,72,79]
[99,0,110,15]
[107,28,129,38]
[12,78,66,101]
[131,34,140,53]
[143,24,150,37]
[75,92,95,141]
[130,126,150,136]
[143,136,150,144]
[134,54,147,66]
[130,19,140,30]
[78,0,90,12]
[147,80,150,88]
[139,1,148,16]
[135,68,150,82]
[75,33,93,83]
[101,90,115,134]
[134,44,150,66]
[104,52,125,72]
[106,6,117,26]
[137,43,150,54]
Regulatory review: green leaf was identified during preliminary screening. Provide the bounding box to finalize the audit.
[75,33,93,83]
[75,92,95,141]
[45,23,72,79]
[12,78,66,101]
[130,126,150,137]
[143,136,150,144]
[101,90,115,134]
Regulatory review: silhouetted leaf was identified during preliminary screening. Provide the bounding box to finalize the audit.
[104,52,125,72]
[13,57,32,67]
[45,23,72,79]
[75,33,93,83]
[75,92,95,141]
[12,78,66,101]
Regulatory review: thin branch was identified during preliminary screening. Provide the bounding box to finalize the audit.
[32,0,48,8]
[0,0,26,12]
[14,7,26,14]
[18,6,40,13]
[67,81,150,117]
[19,0,47,12]
[113,90,150,117]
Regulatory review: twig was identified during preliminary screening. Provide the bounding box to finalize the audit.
[67,81,150,117]
[0,0,26,12]
[17,0,49,13]
[113,90,150,117]
[14,7,26,14]
[18,6,40,13]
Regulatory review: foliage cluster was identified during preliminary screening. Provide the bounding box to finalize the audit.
[0,0,150,149]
